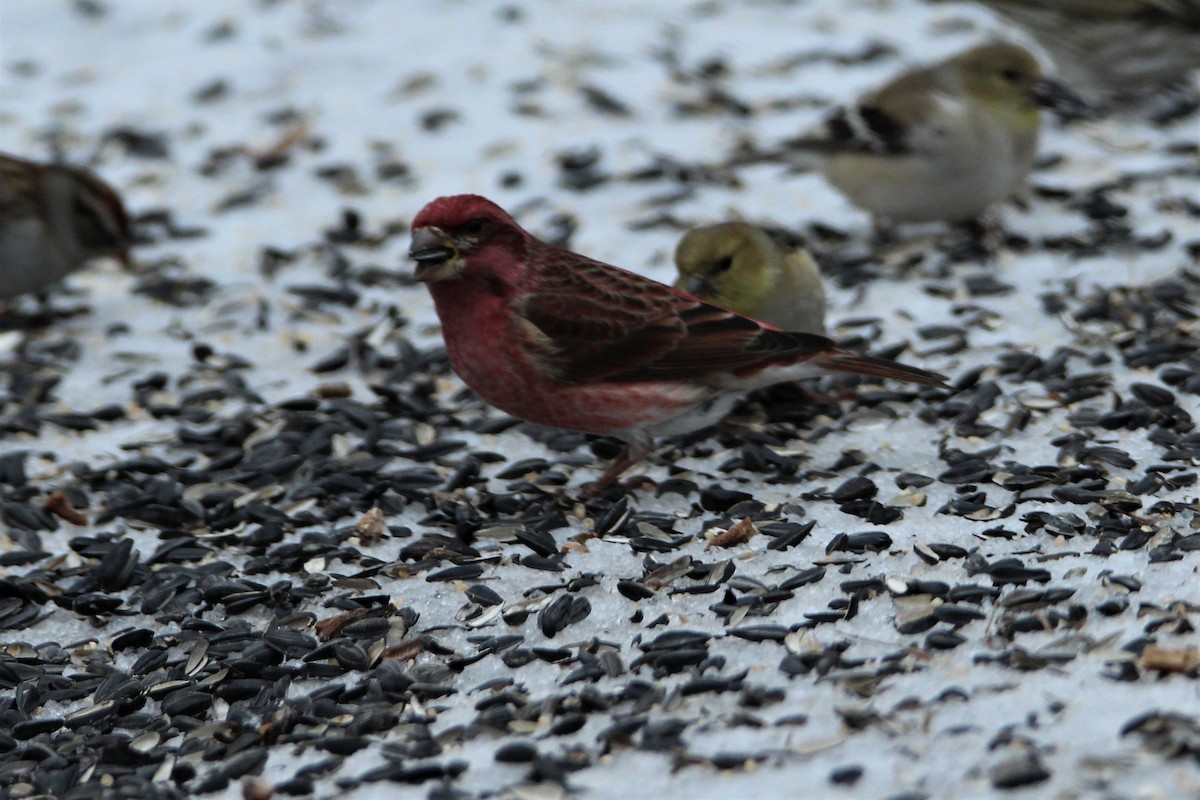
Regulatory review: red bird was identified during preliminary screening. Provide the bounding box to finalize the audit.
[409,194,947,494]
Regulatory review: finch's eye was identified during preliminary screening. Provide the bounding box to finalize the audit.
[714,255,734,272]
[999,68,1022,83]
[463,218,486,235]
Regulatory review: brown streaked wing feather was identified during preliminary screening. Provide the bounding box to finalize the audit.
[518,243,840,385]
[621,306,834,381]
[519,247,693,383]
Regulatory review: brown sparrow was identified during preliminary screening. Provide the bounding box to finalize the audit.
[0,152,133,301]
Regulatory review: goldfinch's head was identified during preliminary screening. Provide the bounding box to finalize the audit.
[673,222,783,315]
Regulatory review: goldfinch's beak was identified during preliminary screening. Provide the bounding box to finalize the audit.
[679,275,709,298]
[1030,78,1090,117]
[409,226,458,282]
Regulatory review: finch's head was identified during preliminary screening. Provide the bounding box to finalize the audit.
[949,42,1049,128]
[949,42,1087,128]
[409,194,525,284]
[673,222,781,312]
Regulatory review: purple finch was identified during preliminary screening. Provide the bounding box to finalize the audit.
[409,194,947,493]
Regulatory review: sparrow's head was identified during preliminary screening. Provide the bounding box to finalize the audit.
[673,222,781,312]
[409,194,525,284]
[48,163,134,268]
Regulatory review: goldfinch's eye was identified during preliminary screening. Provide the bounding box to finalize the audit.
[714,255,733,272]
[464,218,485,235]
[1000,68,1022,83]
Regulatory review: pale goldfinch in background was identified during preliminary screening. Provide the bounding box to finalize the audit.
[786,42,1073,228]
[963,0,1200,106]
[674,222,827,335]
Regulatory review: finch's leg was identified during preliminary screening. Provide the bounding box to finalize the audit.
[581,439,651,497]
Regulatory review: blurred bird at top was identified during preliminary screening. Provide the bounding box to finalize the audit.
[780,42,1078,230]
[673,222,827,335]
[0,152,132,302]
[955,0,1200,108]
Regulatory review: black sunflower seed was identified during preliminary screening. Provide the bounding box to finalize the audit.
[828,531,892,554]
[538,595,591,637]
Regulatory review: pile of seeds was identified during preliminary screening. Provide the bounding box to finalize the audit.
[2,1,1199,798]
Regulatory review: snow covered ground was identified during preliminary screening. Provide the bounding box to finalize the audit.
[1,1,1199,798]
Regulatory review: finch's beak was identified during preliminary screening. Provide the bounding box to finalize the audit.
[409,226,458,282]
[1029,78,1090,117]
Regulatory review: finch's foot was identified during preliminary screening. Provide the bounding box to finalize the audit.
[578,441,650,498]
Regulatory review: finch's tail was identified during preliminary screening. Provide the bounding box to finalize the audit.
[816,351,949,388]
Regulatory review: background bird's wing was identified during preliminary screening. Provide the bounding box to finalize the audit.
[1137,0,1200,25]
[0,155,42,218]
[987,0,1200,26]
[786,67,951,156]
[517,247,830,384]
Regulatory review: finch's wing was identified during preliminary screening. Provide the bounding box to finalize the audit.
[516,246,885,385]
[784,67,957,157]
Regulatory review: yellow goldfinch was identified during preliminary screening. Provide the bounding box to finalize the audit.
[788,42,1068,227]
[967,0,1200,105]
[673,222,827,335]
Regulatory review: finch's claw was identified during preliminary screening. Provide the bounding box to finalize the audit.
[578,442,652,498]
